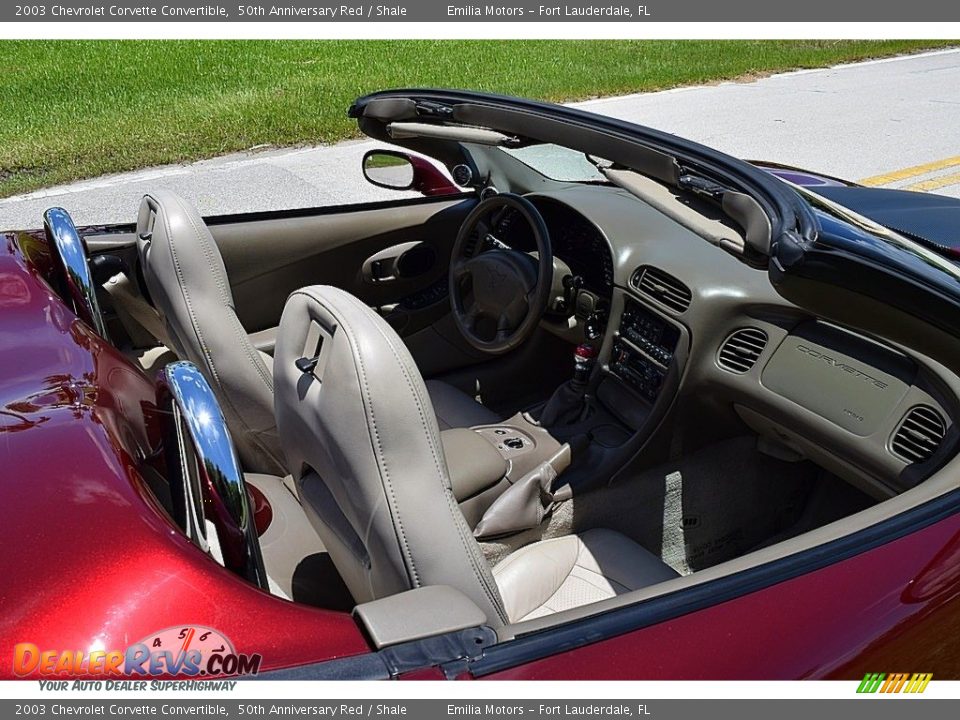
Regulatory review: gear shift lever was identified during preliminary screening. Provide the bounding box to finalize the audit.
[539,343,597,427]
[572,343,598,387]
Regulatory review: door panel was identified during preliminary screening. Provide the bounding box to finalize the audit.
[85,195,494,377]
[208,197,475,334]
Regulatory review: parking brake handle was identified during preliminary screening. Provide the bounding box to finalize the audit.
[472,444,571,541]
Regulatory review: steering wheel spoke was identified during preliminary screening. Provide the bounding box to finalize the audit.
[474,217,492,248]
[498,292,529,332]
[464,304,482,329]
[452,258,473,282]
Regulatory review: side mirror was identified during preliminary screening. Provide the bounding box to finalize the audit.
[363,150,415,190]
[362,149,461,197]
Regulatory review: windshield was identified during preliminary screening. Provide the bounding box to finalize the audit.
[500,144,606,182]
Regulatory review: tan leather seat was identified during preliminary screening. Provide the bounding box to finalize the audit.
[137,190,287,476]
[136,191,496,476]
[493,528,680,622]
[274,285,677,625]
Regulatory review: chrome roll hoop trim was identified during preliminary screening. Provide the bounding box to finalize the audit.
[42,207,110,341]
[157,360,268,590]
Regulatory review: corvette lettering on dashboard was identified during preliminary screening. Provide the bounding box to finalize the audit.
[795,344,890,389]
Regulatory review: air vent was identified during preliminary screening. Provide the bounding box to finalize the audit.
[717,328,768,373]
[631,266,692,313]
[891,406,947,464]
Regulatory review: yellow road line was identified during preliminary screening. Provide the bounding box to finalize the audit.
[860,156,960,186]
[904,171,960,192]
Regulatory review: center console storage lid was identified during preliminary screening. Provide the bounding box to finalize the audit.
[441,428,508,501]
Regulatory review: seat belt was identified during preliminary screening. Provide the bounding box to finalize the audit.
[101,271,173,349]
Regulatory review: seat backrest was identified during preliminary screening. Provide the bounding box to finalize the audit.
[136,190,286,476]
[274,285,507,626]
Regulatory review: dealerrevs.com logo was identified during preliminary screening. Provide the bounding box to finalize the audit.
[13,626,262,679]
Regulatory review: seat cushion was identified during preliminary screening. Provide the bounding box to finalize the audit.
[426,379,500,430]
[493,528,680,623]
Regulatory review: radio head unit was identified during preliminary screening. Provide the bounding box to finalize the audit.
[610,298,681,402]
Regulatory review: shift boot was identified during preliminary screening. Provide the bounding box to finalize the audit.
[539,343,597,427]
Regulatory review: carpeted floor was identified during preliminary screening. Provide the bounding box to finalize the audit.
[291,436,878,610]
[481,436,876,573]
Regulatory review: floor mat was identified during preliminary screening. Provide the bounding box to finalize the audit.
[749,472,875,552]
[551,437,829,573]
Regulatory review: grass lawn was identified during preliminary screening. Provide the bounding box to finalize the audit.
[0,40,955,197]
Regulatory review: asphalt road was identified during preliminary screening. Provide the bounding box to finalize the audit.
[1,47,958,231]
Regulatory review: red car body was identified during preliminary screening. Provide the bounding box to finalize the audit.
[3,222,960,681]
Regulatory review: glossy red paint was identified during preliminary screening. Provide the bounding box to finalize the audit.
[479,512,960,680]
[0,233,371,679]
[248,485,274,538]
[409,155,461,197]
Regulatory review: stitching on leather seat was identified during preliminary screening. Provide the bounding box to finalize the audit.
[149,192,285,473]
[153,193,220,385]
[172,193,274,395]
[335,290,507,623]
[295,287,506,623]
[291,289,421,589]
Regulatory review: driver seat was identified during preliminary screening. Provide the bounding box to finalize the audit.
[135,190,497,476]
[274,285,679,625]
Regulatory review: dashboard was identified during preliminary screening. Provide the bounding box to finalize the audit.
[510,185,957,500]
[610,298,680,403]
[494,196,615,298]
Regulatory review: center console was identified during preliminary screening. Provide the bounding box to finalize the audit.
[513,293,688,502]
[609,298,681,403]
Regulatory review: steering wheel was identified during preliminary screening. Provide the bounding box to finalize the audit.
[449,194,553,355]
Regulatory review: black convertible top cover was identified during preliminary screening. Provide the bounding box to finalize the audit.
[814,186,960,259]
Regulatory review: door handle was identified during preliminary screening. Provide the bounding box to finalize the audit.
[362,241,436,283]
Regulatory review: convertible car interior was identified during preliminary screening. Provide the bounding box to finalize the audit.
[30,90,960,648]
